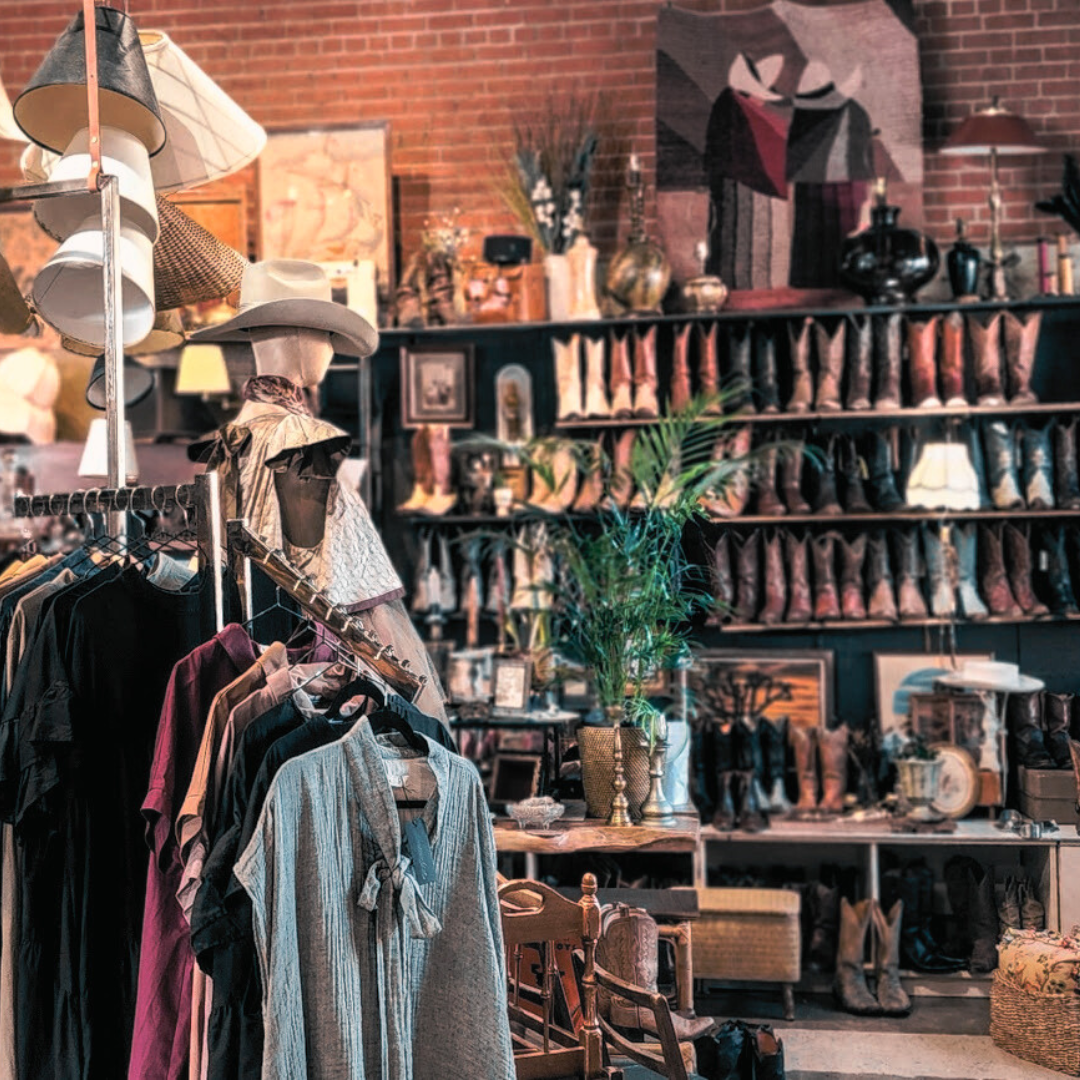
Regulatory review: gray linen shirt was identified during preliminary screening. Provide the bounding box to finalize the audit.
[234,719,514,1080]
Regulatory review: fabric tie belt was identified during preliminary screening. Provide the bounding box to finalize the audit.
[358,855,441,940]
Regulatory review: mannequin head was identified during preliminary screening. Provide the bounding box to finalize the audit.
[249,326,334,389]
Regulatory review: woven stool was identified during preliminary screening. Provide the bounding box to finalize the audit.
[683,887,801,1021]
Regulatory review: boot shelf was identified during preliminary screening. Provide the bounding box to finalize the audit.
[555,400,1080,430]
[714,613,1080,633]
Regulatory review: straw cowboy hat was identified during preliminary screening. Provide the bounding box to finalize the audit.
[190,260,379,358]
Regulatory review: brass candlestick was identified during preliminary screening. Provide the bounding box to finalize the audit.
[606,706,633,827]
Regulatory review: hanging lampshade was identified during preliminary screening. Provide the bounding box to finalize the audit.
[63,309,185,358]
[0,73,26,143]
[78,418,139,481]
[13,6,165,155]
[84,353,157,410]
[175,344,230,396]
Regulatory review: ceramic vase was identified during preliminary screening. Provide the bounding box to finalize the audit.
[566,235,601,320]
[544,252,572,322]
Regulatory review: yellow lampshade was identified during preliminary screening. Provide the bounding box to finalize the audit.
[175,344,230,395]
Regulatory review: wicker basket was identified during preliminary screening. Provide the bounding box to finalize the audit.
[990,968,1080,1075]
[578,725,650,820]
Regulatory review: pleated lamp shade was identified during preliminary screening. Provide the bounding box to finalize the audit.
[84,354,157,410]
[905,442,981,511]
[78,418,139,481]
[175,344,230,395]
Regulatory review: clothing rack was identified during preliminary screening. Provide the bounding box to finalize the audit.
[226,518,425,703]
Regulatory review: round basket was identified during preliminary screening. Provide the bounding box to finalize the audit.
[578,724,651,821]
[990,968,1080,1075]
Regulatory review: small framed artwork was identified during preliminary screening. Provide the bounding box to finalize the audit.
[873,652,994,737]
[489,753,542,806]
[447,647,495,704]
[908,691,988,764]
[401,344,475,429]
[561,673,595,712]
[493,657,532,714]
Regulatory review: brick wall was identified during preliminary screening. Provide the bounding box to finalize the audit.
[0,0,1075,274]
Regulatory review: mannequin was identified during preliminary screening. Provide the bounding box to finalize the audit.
[249,326,334,388]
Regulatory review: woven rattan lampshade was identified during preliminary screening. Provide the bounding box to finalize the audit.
[154,197,246,309]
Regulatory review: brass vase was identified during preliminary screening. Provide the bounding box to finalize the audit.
[605,155,670,316]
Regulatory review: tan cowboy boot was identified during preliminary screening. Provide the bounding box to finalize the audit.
[698,322,721,414]
[819,725,849,813]
[554,334,583,422]
[609,331,634,418]
[397,426,434,511]
[791,725,819,813]
[582,335,611,418]
[1003,310,1041,404]
[670,323,692,413]
[572,440,605,512]
[605,429,636,510]
[787,317,813,413]
[632,325,660,418]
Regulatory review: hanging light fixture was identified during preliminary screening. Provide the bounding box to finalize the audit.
[79,418,139,482]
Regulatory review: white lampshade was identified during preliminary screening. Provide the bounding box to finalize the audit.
[78,418,138,481]
[175,344,230,395]
[905,442,981,511]
[0,74,26,143]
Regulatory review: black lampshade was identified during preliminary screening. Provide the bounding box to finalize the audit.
[85,354,156,410]
[14,7,165,155]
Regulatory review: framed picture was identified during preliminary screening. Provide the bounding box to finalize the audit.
[688,649,834,730]
[493,657,532,714]
[172,189,249,257]
[873,652,994,737]
[561,672,595,712]
[908,691,988,764]
[489,753,542,805]
[447,647,495,704]
[401,344,475,428]
[257,123,393,298]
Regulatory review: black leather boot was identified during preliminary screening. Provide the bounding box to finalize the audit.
[1040,526,1080,616]
[866,430,904,512]
[966,860,1000,973]
[882,865,966,973]
[894,529,929,620]
[808,881,841,972]
[983,420,1024,510]
[696,1019,750,1080]
[1055,418,1080,510]
[750,1025,786,1080]
[708,723,738,829]
[760,716,792,815]
[1044,692,1075,769]
[839,436,872,513]
[727,325,754,413]
[811,437,842,515]
[733,720,767,832]
[1008,692,1053,769]
[755,329,781,413]
[733,531,761,621]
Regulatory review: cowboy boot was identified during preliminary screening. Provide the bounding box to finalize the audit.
[809,881,840,971]
[811,437,842,516]
[528,440,579,513]
[554,334,583,422]
[1041,525,1079,615]
[572,440,605,513]
[837,534,867,621]
[954,523,990,620]
[761,716,793,814]
[710,532,735,618]
[969,311,1005,405]
[1003,522,1049,616]
[998,876,1022,935]
[967,862,1000,973]
[755,443,786,516]
[978,523,1022,617]
[819,725,849,813]
[940,310,967,406]
[1004,309,1041,404]
[872,313,902,410]
[760,531,787,626]
[750,1026,785,1080]
[1043,692,1074,769]
[670,323,692,413]
[731,722,767,832]
[872,900,912,1017]
[982,420,1024,509]
[755,329,781,413]
[712,724,738,831]
[839,436,872,513]
[922,524,957,618]
[1054,418,1080,510]
[866,430,904,512]
[882,865,966,973]
[421,424,458,515]
[791,725,819,812]
[833,899,881,1015]
[726,324,754,413]
[907,316,942,407]
[811,533,841,621]
[700,427,752,518]
[697,321,721,411]
[398,425,434,511]
[894,529,929,620]
[609,331,634,418]
[784,530,813,623]
[787,317,814,413]
[846,314,872,410]
[604,429,636,510]
[582,335,611,418]
[814,319,846,412]
[733,531,761,621]
[1019,878,1045,930]
[1009,692,1054,768]
[1021,423,1055,509]
[697,1020,751,1080]
[866,533,899,622]
[632,325,660,418]
[780,443,811,514]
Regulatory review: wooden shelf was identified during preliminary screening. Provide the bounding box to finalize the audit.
[715,612,1080,633]
[493,815,700,855]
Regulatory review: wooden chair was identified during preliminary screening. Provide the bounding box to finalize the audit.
[499,873,608,1079]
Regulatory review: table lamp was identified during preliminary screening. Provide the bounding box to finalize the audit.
[175,343,231,400]
[941,97,1046,299]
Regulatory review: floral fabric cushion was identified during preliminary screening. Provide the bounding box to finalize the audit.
[998,926,1080,995]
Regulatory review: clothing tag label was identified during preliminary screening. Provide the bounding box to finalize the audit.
[385,759,408,788]
[403,819,437,885]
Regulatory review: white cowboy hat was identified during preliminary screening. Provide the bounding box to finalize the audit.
[190,259,378,357]
[935,661,1043,695]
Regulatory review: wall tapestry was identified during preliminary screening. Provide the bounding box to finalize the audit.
[656,0,922,290]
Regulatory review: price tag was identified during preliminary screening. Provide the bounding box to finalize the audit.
[403,818,437,885]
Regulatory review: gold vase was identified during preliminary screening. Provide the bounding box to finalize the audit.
[605,155,670,316]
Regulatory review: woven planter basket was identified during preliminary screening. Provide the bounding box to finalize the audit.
[578,725,650,820]
[990,968,1080,1075]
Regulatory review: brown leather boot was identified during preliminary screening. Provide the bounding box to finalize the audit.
[632,325,660,418]
[839,436,872,513]
[582,336,612,419]
[1004,310,1041,405]
[834,899,881,1015]
[760,530,787,625]
[940,311,967,406]
[698,322,721,412]
[788,317,814,413]
[791,725,819,812]
[710,532,734,618]
[811,436,843,516]
[838,534,868,621]
[755,329,781,414]
[609,331,634,418]
[1043,692,1074,768]
[811,533,841,621]
[605,429,636,510]
[785,530,813,623]
[755,442,786,516]
[670,323,692,413]
[398,426,434,511]
[726,324,754,413]
[873,313,903,410]
[819,725,849,813]
[908,316,942,408]
[780,443,811,514]
[815,319,846,412]
[895,530,929,620]
[700,427,751,518]
[572,440,605,513]
[846,314,872,410]
[1003,522,1049,616]
[733,531,761,621]
[871,900,911,1016]
[1054,418,1080,510]
[866,533,898,621]
[979,522,1022,617]
[554,334,584,422]
[969,311,1005,406]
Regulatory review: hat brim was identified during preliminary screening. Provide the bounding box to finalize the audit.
[934,672,1045,694]
[188,297,378,358]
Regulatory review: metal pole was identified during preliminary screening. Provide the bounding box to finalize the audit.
[100,174,126,537]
